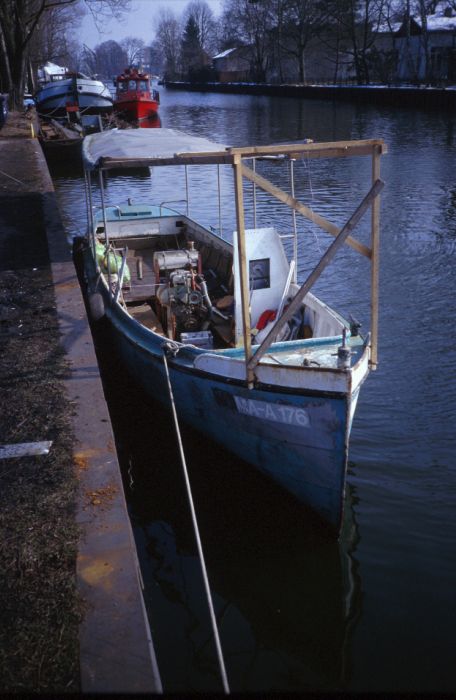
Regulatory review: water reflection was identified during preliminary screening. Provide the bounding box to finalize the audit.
[138,114,161,129]
[55,89,456,693]
[90,319,362,692]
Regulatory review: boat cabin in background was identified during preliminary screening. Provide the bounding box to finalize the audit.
[34,62,113,118]
[113,66,160,122]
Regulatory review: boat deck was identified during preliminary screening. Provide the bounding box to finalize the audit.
[261,339,364,369]
[121,247,157,302]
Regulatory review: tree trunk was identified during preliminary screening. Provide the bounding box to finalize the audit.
[300,50,306,83]
[10,51,27,110]
[0,22,13,99]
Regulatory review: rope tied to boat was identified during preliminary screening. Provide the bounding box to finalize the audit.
[162,339,180,357]
[161,346,230,694]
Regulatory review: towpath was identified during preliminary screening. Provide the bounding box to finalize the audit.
[0,112,161,693]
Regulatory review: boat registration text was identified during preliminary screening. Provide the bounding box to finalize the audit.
[233,396,310,427]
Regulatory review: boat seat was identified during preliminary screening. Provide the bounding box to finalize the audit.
[105,221,161,239]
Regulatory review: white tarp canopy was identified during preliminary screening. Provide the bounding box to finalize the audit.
[83,128,228,171]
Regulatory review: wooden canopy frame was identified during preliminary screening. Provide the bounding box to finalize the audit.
[92,136,386,386]
[222,139,385,385]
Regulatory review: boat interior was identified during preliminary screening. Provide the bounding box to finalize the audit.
[92,203,360,367]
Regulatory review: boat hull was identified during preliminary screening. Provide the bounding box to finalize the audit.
[114,99,159,121]
[34,78,113,116]
[83,253,353,533]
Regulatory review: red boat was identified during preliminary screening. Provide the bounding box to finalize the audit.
[113,66,160,122]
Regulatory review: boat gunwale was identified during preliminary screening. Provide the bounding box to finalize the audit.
[96,270,367,383]
[105,295,355,398]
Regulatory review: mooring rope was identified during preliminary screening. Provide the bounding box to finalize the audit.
[161,343,230,694]
[0,169,24,185]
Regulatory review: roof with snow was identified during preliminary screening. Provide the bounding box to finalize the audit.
[213,48,237,60]
[379,10,456,34]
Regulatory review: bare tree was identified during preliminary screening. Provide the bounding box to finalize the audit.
[279,0,329,82]
[151,7,182,80]
[83,39,127,78]
[120,36,145,66]
[325,0,386,83]
[221,0,275,82]
[0,0,130,109]
[26,3,83,91]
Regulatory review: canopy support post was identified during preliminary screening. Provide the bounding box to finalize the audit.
[98,169,111,297]
[217,164,222,238]
[252,157,257,229]
[185,165,189,216]
[233,153,254,386]
[289,158,298,283]
[84,170,95,259]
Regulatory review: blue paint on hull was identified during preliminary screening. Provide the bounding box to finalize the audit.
[105,300,350,531]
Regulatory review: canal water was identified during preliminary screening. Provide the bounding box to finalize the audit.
[53,90,456,693]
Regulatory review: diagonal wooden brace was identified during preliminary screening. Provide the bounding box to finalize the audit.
[247,178,384,375]
[241,163,372,258]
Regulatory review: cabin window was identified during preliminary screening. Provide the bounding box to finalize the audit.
[139,80,148,91]
[117,82,128,92]
[249,258,270,290]
[128,80,137,90]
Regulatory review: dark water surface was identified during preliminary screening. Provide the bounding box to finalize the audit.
[53,91,456,692]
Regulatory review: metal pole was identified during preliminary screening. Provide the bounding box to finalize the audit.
[98,169,111,296]
[217,164,223,238]
[289,158,298,283]
[86,170,95,258]
[252,158,257,228]
[185,165,189,216]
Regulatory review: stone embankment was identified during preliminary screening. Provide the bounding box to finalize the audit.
[165,80,456,109]
[0,111,161,693]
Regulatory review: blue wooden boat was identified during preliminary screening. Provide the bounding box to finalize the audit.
[79,128,386,534]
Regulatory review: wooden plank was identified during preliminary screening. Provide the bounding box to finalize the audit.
[100,154,235,170]
[99,140,387,171]
[230,138,387,159]
[247,178,384,373]
[128,304,164,334]
[233,154,253,384]
[241,164,372,258]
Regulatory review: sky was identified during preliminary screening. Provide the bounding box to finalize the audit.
[80,0,223,49]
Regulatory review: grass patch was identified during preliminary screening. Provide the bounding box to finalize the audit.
[0,267,81,692]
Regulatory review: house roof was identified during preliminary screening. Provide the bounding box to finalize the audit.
[379,11,456,34]
[212,48,237,60]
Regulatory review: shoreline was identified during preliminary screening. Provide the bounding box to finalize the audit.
[0,112,162,693]
[164,80,456,110]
